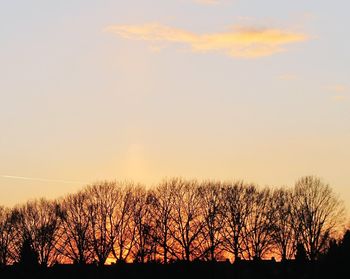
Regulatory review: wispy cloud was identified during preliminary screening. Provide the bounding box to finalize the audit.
[0,175,86,184]
[105,23,307,58]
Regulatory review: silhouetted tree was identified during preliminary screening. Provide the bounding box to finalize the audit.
[148,180,176,263]
[198,181,224,261]
[221,182,254,261]
[271,188,296,260]
[18,238,39,268]
[0,207,19,265]
[242,187,275,260]
[291,176,345,261]
[131,186,155,263]
[325,230,350,263]
[15,199,63,267]
[295,242,307,263]
[59,191,93,264]
[341,229,350,254]
[169,179,204,261]
[325,238,339,261]
[85,181,120,266]
[320,230,350,277]
[111,184,136,262]
[0,176,348,269]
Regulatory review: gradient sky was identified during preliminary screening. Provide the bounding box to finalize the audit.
[1,0,349,210]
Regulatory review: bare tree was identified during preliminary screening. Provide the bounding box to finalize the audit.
[291,176,345,260]
[169,178,204,261]
[15,199,63,266]
[270,188,296,261]
[85,181,120,266]
[111,183,136,263]
[242,187,275,260]
[131,186,155,263]
[197,181,224,261]
[0,207,19,265]
[148,180,176,263]
[1,175,346,266]
[221,182,254,261]
[59,191,93,264]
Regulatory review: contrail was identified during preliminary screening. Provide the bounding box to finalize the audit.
[0,175,86,184]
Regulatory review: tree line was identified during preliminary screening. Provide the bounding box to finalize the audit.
[0,176,346,267]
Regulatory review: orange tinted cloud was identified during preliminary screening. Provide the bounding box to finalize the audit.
[105,23,307,58]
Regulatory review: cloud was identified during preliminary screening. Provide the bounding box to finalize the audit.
[105,23,307,58]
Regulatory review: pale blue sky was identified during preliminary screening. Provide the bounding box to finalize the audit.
[0,1,349,210]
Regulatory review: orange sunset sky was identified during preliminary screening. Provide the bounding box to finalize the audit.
[0,0,349,212]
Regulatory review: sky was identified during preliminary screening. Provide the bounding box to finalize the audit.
[0,0,349,209]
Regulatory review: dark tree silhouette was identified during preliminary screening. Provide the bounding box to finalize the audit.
[0,175,348,270]
[291,176,345,260]
[148,180,175,263]
[242,187,275,260]
[295,242,307,263]
[221,182,254,261]
[15,199,63,267]
[18,238,39,268]
[59,191,93,264]
[169,179,204,261]
[0,207,18,265]
[85,181,120,266]
[271,188,296,260]
[341,230,350,255]
[111,183,136,262]
[198,181,224,261]
[131,186,155,263]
